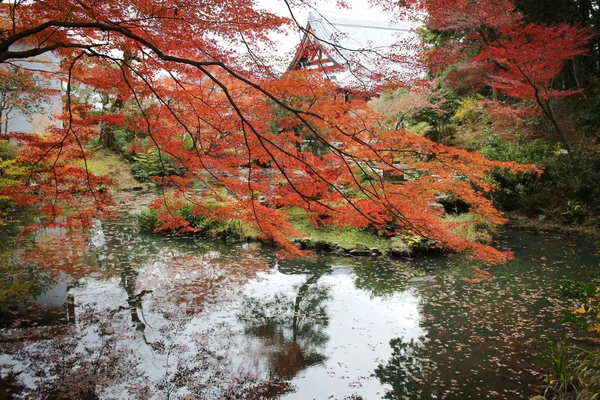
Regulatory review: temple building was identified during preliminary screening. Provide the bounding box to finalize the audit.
[288,12,419,97]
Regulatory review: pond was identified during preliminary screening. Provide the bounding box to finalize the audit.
[0,193,598,399]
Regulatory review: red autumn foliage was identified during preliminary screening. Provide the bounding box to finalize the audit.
[0,0,552,264]
[385,0,595,149]
[463,265,495,284]
[478,23,594,102]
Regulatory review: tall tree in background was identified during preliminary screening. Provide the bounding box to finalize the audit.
[517,0,600,84]
[0,0,540,263]
[384,0,595,151]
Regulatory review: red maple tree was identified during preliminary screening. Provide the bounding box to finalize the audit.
[0,0,544,263]
[384,0,594,151]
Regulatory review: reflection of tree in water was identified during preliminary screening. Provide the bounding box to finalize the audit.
[92,217,270,332]
[0,305,297,399]
[0,259,58,328]
[89,218,155,337]
[0,228,87,328]
[0,306,141,399]
[1,209,298,398]
[119,266,152,337]
[146,315,294,400]
[88,217,284,398]
[238,267,331,385]
[374,338,441,400]
[352,262,412,297]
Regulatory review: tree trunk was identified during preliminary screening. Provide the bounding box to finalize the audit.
[541,100,573,154]
[292,274,320,342]
[100,123,116,150]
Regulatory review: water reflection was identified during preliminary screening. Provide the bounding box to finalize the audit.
[238,265,331,383]
[0,225,87,328]
[372,229,599,399]
[0,204,597,399]
[375,338,438,399]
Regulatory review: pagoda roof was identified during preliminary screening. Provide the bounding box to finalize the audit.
[289,12,420,90]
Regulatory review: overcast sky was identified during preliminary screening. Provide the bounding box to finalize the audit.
[256,0,392,24]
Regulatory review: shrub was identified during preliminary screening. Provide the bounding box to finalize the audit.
[136,203,248,240]
[481,133,600,222]
[439,123,458,143]
[130,162,149,182]
[131,149,182,182]
[136,208,161,232]
[535,340,600,400]
[444,213,494,244]
[114,128,137,154]
[409,121,433,135]
[453,96,485,125]
[0,141,25,215]
[0,141,17,160]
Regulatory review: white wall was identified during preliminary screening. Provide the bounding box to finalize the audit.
[2,46,64,137]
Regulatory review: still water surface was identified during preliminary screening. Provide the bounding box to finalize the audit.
[0,194,597,399]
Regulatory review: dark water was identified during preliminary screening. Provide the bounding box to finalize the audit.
[0,195,598,399]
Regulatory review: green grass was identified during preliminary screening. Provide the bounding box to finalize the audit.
[286,206,390,249]
[75,149,138,189]
[444,213,494,244]
[533,340,600,400]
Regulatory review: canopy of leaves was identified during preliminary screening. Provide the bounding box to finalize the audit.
[0,0,547,263]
